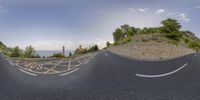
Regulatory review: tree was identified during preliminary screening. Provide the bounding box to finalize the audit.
[112,24,138,45]
[24,45,37,58]
[11,46,22,57]
[88,45,99,52]
[113,28,123,42]
[161,18,182,40]
[106,41,111,48]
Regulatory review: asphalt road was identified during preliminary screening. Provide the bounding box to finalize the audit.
[0,50,200,100]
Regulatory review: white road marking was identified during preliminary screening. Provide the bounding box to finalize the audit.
[30,63,37,68]
[9,61,14,66]
[18,68,37,76]
[36,64,43,70]
[59,68,80,76]
[84,60,89,65]
[25,63,32,67]
[68,58,71,70]
[81,57,87,61]
[195,54,197,56]
[11,53,95,75]
[136,63,188,78]
[45,59,64,73]
[76,57,81,64]
[43,67,60,73]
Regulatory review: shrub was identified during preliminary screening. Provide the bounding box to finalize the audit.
[51,53,65,58]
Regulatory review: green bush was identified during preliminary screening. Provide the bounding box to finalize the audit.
[161,18,182,41]
[51,53,65,58]
[74,44,99,55]
[123,37,132,43]
[11,46,22,57]
[24,45,39,58]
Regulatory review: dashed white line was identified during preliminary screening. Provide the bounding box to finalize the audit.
[59,68,80,76]
[136,63,188,78]
[18,68,37,76]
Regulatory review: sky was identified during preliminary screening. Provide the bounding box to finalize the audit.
[0,0,200,50]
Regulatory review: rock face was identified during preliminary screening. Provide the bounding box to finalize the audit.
[109,34,195,60]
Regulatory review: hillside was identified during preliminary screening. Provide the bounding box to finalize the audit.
[109,34,195,60]
[107,18,199,60]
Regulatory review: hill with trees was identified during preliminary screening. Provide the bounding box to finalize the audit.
[74,45,99,55]
[0,42,40,58]
[108,18,199,60]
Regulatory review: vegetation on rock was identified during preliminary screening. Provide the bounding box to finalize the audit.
[112,18,200,52]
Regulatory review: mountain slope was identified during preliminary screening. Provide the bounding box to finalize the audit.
[109,34,195,60]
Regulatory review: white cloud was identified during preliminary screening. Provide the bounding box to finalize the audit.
[138,8,149,12]
[128,8,137,13]
[155,9,165,14]
[179,13,190,22]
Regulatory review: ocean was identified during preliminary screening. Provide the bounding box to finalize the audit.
[36,50,74,57]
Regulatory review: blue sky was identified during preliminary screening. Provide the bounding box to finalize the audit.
[0,0,200,50]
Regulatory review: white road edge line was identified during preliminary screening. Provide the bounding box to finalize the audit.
[59,68,80,76]
[18,68,37,76]
[136,63,188,78]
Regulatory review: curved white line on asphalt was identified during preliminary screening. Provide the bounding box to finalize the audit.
[18,69,37,76]
[59,68,80,76]
[136,63,188,78]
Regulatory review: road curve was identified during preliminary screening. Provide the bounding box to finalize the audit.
[0,51,200,100]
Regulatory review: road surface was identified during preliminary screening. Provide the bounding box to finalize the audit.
[0,50,200,100]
